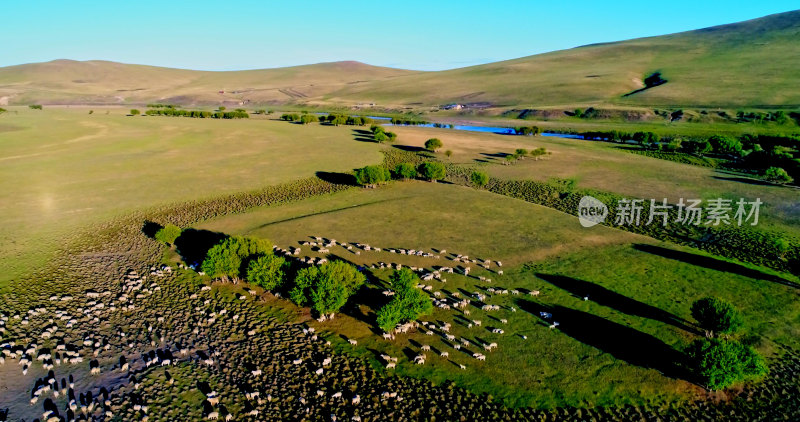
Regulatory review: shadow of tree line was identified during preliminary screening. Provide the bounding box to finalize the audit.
[516,299,688,380]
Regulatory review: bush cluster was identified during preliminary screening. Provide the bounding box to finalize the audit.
[376,269,433,332]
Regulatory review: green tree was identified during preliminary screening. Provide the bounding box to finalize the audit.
[218,106,226,111]
[373,132,388,143]
[130,109,140,116]
[425,138,443,152]
[470,170,488,188]
[445,150,453,158]
[299,114,319,124]
[0,108,7,114]
[691,297,743,337]
[709,135,743,156]
[683,139,713,155]
[515,126,540,136]
[663,138,683,152]
[530,147,549,159]
[684,338,768,390]
[154,224,182,247]
[354,165,391,187]
[376,269,433,332]
[514,148,529,158]
[289,261,366,315]
[764,167,794,184]
[29,104,43,110]
[633,131,659,148]
[394,163,417,180]
[201,235,272,281]
[246,254,288,291]
[417,161,446,182]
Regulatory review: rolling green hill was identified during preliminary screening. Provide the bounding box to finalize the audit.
[330,10,800,108]
[1,10,798,108]
[0,59,419,106]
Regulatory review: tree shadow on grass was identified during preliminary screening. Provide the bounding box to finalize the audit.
[711,175,776,187]
[633,244,799,289]
[480,152,512,159]
[141,221,162,238]
[535,273,698,333]
[352,129,376,143]
[516,299,686,380]
[316,171,358,186]
[391,144,427,153]
[174,228,227,267]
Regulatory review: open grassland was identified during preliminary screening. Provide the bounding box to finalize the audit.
[0,107,383,284]
[197,181,640,268]
[385,125,800,238]
[2,109,800,420]
[195,180,800,408]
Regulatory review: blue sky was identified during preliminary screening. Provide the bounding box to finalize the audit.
[5,1,798,71]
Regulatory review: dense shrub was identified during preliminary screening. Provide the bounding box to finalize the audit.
[246,254,288,291]
[470,170,488,188]
[201,235,272,281]
[691,297,743,336]
[394,163,417,180]
[29,104,43,110]
[515,126,540,136]
[130,109,140,116]
[418,161,446,182]
[289,261,366,315]
[764,167,794,184]
[376,269,433,332]
[685,338,768,390]
[355,165,391,187]
[530,147,550,159]
[390,117,428,125]
[425,138,443,152]
[147,108,248,119]
[709,135,743,156]
[299,114,318,124]
[154,224,182,246]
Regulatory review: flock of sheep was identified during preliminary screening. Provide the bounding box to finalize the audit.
[271,235,555,376]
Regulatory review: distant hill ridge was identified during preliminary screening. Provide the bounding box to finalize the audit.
[1,10,798,108]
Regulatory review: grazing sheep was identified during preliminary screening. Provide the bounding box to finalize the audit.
[348,339,357,346]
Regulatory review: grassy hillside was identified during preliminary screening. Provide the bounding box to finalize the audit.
[0,11,800,108]
[330,10,800,108]
[0,59,418,106]
[0,107,383,284]
[2,11,798,108]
